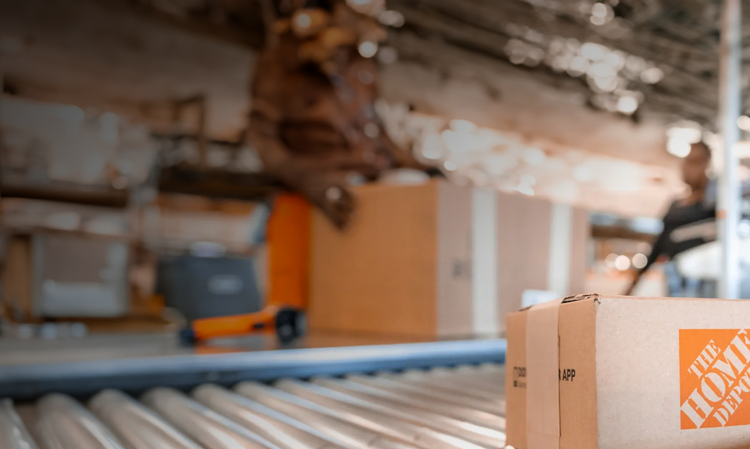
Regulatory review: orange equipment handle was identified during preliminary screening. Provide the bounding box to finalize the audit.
[266,194,311,310]
[190,306,280,341]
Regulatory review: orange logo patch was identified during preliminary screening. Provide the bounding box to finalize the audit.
[680,329,750,430]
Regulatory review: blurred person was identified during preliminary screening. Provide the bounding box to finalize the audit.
[248,0,435,230]
[625,142,716,296]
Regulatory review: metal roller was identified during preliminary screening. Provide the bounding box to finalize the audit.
[421,373,502,396]
[427,367,505,393]
[246,381,487,449]
[0,399,40,449]
[395,371,506,411]
[373,370,506,408]
[344,375,503,430]
[375,372,504,415]
[140,387,277,449]
[243,382,433,447]
[311,376,505,430]
[356,374,503,416]
[307,378,505,448]
[192,384,347,449]
[89,389,201,449]
[231,382,414,449]
[35,394,125,449]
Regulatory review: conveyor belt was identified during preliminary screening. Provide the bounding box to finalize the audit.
[2,364,506,449]
[0,338,506,400]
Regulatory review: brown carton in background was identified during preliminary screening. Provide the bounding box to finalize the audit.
[506,294,750,449]
[309,180,474,337]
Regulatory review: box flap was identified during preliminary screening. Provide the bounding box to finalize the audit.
[562,293,600,304]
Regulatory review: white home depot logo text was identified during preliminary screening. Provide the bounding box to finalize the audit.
[680,329,750,429]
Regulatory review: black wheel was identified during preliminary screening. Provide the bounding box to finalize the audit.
[275,308,306,344]
[179,328,197,345]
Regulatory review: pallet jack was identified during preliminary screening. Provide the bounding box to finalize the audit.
[180,194,311,344]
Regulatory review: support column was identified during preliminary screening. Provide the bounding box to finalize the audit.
[718,0,742,299]
[548,203,573,298]
[472,188,498,335]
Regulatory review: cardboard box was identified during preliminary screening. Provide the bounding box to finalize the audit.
[309,180,474,337]
[506,294,750,449]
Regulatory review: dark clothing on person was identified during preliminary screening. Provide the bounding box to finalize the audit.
[639,199,716,275]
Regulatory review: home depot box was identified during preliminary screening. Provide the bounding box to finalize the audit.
[506,294,750,449]
[309,180,474,336]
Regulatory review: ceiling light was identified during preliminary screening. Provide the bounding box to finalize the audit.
[567,56,588,77]
[590,3,614,26]
[738,115,750,132]
[667,138,691,158]
[667,123,702,145]
[616,95,639,115]
[379,10,404,27]
[734,141,750,159]
[358,41,378,58]
[603,51,626,70]
[615,255,631,271]
[580,43,605,61]
[442,129,480,153]
[592,76,619,93]
[295,13,312,29]
[347,0,384,15]
[640,67,664,84]
[522,147,546,166]
[588,62,615,78]
[520,174,537,186]
[450,119,477,134]
[632,253,648,269]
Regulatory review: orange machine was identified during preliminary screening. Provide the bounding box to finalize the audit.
[181,194,311,343]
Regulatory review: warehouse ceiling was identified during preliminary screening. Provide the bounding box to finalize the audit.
[2,0,740,143]
[117,0,747,126]
[1,0,746,216]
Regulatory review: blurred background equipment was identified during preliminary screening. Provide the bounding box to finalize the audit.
[180,193,310,343]
[158,253,261,322]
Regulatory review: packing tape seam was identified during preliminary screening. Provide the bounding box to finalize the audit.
[525,297,563,449]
